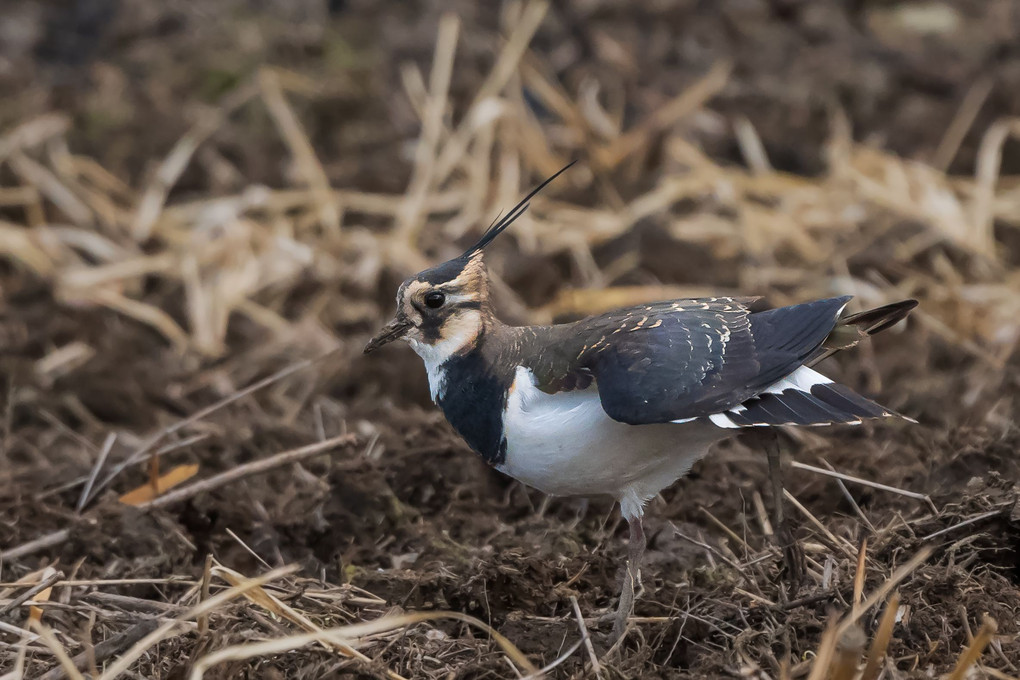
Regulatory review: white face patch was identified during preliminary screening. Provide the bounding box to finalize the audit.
[407,308,483,401]
[394,251,489,401]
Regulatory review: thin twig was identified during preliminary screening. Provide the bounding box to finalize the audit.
[97,565,299,680]
[0,570,65,616]
[37,619,162,680]
[852,539,867,614]
[197,554,214,636]
[781,590,837,611]
[947,616,998,680]
[76,432,116,512]
[569,595,602,679]
[819,459,877,533]
[91,354,331,501]
[671,524,742,570]
[836,545,933,636]
[783,490,857,560]
[520,639,584,680]
[933,76,993,171]
[921,509,1004,542]
[259,68,340,236]
[139,434,354,510]
[0,530,70,563]
[792,460,936,511]
[861,592,900,680]
[132,81,260,240]
[28,620,85,680]
[699,506,753,553]
[432,0,549,184]
[598,60,731,167]
[396,13,459,241]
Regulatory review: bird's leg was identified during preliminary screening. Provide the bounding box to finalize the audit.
[567,497,589,530]
[765,431,805,600]
[611,515,646,641]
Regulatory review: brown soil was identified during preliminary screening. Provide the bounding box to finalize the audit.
[1,1,1019,678]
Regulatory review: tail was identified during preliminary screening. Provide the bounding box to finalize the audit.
[707,299,918,429]
[808,299,918,366]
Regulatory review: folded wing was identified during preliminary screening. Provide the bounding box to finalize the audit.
[573,296,856,425]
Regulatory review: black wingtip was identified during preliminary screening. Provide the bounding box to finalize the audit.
[717,380,908,428]
[461,160,577,258]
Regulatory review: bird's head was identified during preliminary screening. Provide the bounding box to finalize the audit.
[363,249,490,361]
[364,163,573,360]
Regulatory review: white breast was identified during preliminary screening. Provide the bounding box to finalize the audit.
[499,366,725,518]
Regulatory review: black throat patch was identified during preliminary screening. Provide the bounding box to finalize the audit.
[435,346,511,466]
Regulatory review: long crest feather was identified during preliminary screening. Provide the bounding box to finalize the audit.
[461,161,576,257]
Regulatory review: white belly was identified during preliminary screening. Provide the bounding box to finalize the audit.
[499,366,726,516]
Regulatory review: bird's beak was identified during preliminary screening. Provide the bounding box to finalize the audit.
[364,315,412,354]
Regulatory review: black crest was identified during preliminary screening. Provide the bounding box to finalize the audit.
[460,161,576,258]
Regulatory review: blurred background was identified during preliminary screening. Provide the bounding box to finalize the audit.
[1,1,1019,677]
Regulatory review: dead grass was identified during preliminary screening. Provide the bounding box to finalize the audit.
[1,1,1019,678]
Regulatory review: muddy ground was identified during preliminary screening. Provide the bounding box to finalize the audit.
[1,1,1020,678]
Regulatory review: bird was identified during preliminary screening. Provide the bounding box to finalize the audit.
[365,164,917,640]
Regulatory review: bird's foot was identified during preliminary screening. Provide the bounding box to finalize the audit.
[775,521,806,599]
[608,566,641,641]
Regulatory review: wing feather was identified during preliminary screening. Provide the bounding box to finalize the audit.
[529,296,852,425]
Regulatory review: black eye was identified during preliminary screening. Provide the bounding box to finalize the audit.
[424,291,445,309]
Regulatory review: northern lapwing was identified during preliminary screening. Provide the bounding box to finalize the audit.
[365,165,917,639]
